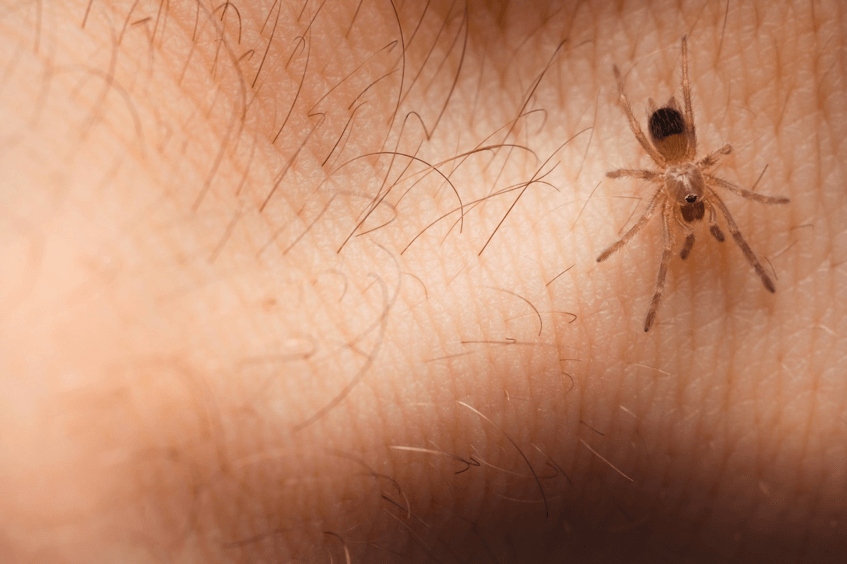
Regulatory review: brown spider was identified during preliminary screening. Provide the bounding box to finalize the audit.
[597,36,790,332]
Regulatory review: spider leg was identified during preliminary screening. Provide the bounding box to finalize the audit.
[680,36,697,160]
[607,168,662,181]
[672,206,695,260]
[644,200,675,332]
[596,188,664,262]
[708,187,776,293]
[706,174,790,205]
[705,200,726,242]
[612,66,667,167]
[698,144,732,168]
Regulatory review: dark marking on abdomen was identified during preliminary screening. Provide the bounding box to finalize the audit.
[649,107,685,140]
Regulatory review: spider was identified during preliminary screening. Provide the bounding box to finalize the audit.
[597,36,790,332]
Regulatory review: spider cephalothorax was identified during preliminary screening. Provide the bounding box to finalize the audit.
[597,36,790,332]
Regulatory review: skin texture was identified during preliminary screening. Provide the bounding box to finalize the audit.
[0,0,845,562]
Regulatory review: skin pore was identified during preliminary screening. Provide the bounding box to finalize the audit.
[0,0,845,562]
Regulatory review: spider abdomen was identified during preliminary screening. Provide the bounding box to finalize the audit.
[649,106,689,162]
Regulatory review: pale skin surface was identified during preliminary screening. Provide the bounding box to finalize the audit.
[0,0,845,562]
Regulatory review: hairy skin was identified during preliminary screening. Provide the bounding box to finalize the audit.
[0,0,845,562]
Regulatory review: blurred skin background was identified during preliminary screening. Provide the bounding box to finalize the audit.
[0,0,845,562]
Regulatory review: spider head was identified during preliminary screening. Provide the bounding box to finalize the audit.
[665,162,706,222]
[649,105,689,162]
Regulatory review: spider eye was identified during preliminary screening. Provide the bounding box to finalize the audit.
[685,195,697,203]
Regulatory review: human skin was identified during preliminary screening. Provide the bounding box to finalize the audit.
[0,0,845,562]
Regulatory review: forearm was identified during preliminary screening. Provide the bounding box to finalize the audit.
[1,1,844,562]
